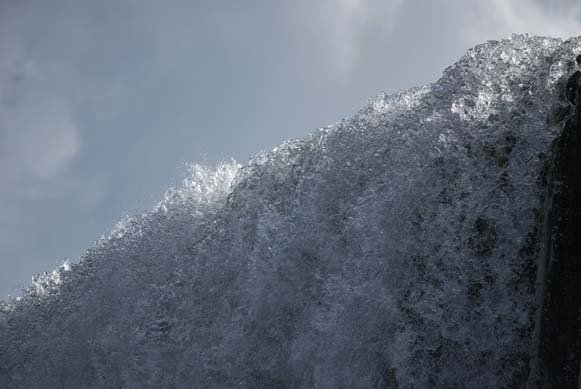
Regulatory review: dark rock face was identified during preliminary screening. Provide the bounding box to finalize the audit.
[540,69,581,388]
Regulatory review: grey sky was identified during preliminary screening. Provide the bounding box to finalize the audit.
[1,0,580,297]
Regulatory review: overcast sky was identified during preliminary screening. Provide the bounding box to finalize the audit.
[1,0,581,297]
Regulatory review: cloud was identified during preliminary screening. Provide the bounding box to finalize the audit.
[0,97,80,181]
[326,0,374,78]
[465,0,581,43]
[0,6,81,183]
[298,0,404,81]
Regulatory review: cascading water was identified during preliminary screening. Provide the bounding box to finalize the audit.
[1,35,581,388]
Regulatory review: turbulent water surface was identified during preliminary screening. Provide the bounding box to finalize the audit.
[2,35,581,388]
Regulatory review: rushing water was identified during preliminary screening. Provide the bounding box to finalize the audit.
[1,35,581,388]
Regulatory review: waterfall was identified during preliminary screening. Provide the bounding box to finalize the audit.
[2,35,581,388]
